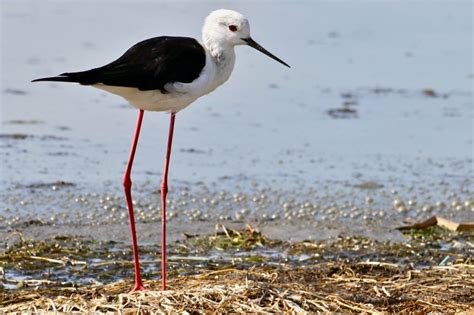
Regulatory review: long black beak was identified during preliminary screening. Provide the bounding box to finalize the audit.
[242,37,290,68]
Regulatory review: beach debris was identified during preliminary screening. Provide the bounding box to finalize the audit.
[1,227,472,312]
[397,216,474,232]
[327,104,358,119]
[422,88,437,97]
[353,181,384,190]
[0,134,29,140]
[5,120,44,125]
[1,263,472,313]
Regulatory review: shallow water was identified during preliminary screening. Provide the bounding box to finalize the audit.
[1,1,473,238]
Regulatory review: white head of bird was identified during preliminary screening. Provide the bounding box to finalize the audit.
[202,9,290,68]
[203,9,250,48]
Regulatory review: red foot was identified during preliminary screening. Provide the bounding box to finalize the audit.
[130,282,146,293]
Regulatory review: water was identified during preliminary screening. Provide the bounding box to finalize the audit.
[1,1,473,236]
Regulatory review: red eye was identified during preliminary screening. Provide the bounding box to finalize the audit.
[228,25,238,32]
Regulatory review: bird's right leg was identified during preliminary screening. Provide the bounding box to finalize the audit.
[123,109,145,292]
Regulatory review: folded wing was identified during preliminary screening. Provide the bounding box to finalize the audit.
[32,36,206,94]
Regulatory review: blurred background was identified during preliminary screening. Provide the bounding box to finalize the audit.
[1,1,472,237]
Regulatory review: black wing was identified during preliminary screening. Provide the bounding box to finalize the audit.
[33,36,206,93]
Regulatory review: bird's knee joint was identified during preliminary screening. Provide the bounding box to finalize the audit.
[160,182,168,195]
[123,177,132,189]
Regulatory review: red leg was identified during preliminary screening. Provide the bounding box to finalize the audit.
[161,112,176,290]
[123,109,145,292]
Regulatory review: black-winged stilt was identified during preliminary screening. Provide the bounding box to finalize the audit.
[33,9,289,292]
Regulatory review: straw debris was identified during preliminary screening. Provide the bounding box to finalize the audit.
[1,263,473,313]
[1,226,473,313]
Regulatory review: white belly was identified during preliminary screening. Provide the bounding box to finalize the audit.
[92,84,199,112]
[92,50,235,113]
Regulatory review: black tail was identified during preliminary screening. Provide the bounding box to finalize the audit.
[32,74,77,83]
[32,71,97,84]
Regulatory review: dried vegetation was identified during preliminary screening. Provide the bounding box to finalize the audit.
[1,226,473,313]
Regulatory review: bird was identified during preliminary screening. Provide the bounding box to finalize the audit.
[32,9,289,292]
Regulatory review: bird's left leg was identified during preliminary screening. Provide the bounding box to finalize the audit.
[160,112,176,290]
[123,109,145,292]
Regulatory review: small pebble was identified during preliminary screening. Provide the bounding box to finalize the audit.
[436,201,446,209]
[422,204,433,212]
[392,199,405,208]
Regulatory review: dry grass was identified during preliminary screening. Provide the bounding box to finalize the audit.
[2,262,473,313]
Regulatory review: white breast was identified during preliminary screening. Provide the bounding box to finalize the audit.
[93,48,236,113]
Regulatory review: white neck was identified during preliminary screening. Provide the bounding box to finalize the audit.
[201,36,236,92]
[203,35,235,63]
